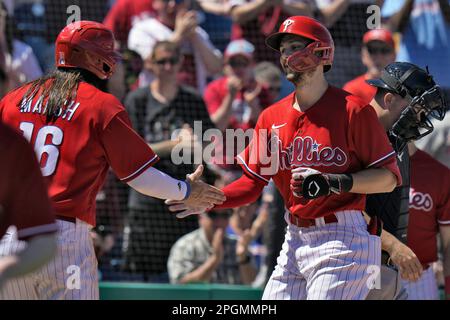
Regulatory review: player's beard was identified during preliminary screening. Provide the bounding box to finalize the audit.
[283,65,317,86]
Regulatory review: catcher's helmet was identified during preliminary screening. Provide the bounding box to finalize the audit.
[55,21,121,80]
[367,62,448,151]
[266,16,334,72]
[366,62,447,120]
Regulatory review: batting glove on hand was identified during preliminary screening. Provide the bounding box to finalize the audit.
[291,167,353,200]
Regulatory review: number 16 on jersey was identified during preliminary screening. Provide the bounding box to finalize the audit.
[20,122,63,176]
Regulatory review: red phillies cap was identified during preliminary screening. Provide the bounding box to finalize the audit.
[363,29,395,48]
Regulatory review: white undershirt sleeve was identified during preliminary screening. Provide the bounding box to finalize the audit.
[127,166,189,201]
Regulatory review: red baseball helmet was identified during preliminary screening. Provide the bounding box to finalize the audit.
[55,21,121,80]
[266,16,334,72]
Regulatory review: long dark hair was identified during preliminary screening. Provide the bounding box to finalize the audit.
[19,68,107,123]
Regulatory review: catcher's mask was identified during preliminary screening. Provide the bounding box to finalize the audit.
[367,62,448,151]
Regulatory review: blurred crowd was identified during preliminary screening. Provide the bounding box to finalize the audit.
[1,0,449,290]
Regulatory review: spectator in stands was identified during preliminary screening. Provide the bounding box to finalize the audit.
[227,200,269,277]
[229,0,313,64]
[205,39,268,132]
[196,0,233,52]
[120,49,144,93]
[204,39,271,179]
[299,0,381,87]
[229,1,362,92]
[254,61,283,104]
[123,41,216,281]
[343,29,396,105]
[127,0,223,93]
[0,2,42,90]
[382,0,450,93]
[167,208,257,285]
[103,0,155,47]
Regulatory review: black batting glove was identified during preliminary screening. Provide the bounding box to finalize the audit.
[291,167,353,200]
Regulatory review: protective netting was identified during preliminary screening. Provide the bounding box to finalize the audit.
[4,1,447,291]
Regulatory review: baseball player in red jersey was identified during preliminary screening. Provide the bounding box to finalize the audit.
[0,21,224,300]
[402,143,450,299]
[0,122,57,289]
[167,16,402,300]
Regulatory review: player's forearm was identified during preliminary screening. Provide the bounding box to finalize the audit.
[441,227,450,274]
[127,166,190,201]
[379,227,401,255]
[179,255,221,284]
[350,168,397,194]
[0,233,56,280]
[230,0,272,25]
[215,174,266,209]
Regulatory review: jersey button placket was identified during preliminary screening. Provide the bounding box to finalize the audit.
[295,114,305,136]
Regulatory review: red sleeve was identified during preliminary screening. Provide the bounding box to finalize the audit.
[215,172,266,209]
[349,104,402,185]
[236,112,275,184]
[342,81,354,93]
[6,133,57,240]
[204,80,225,116]
[101,111,159,183]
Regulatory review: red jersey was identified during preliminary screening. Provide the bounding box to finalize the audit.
[343,74,377,106]
[237,86,401,219]
[0,122,57,240]
[407,149,450,265]
[0,82,159,226]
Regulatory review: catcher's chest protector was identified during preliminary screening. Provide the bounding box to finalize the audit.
[365,134,410,244]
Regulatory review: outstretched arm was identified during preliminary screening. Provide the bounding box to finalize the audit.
[216,173,266,209]
[167,172,266,218]
[128,165,225,207]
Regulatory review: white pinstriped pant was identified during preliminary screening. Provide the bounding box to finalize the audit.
[402,266,440,300]
[0,219,99,300]
[262,210,381,300]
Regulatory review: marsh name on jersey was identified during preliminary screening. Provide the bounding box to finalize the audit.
[20,96,80,122]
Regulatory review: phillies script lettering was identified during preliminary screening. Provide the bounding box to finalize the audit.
[409,188,433,212]
[270,136,348,170]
